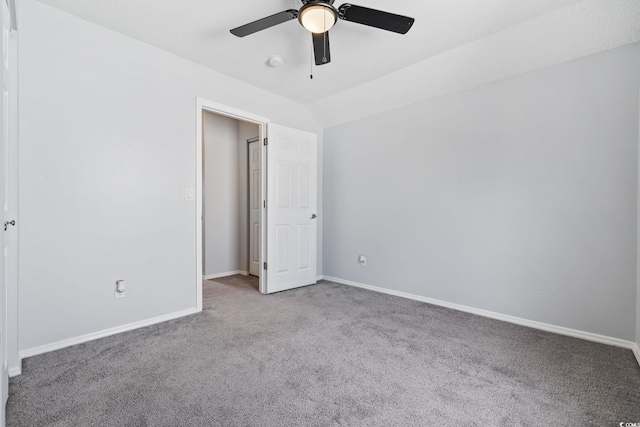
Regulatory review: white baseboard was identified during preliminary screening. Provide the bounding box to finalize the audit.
[8,365,21,378]
[203,270,248,280]
[633,342,640,367]
[316,275,323,281]
[323,276,639,364]
[19,307,199,363]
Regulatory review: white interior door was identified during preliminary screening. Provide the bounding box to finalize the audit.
[1,86,7,417]
[248,140,261,277]
[2,0,17,393]
[265,124,317,293]
[0,100,5,427]
[0,0,11,418]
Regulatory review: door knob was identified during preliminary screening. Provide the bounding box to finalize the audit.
[4,220,15,231]
[310,214,317,219]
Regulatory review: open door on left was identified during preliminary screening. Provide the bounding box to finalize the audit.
[264,124,317,294]
[1,0,17,418]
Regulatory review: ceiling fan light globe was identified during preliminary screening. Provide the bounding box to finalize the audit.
[299,4,336,33]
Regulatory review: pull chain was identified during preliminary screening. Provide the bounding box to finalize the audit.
[310,42,313,79]
[323,11,327,62]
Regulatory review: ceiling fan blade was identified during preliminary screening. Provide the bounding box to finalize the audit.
[312,32,331,66]
[230,10,298,37]
[338,4,414,34]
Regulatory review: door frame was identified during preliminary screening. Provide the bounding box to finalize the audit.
[195,98,269,311]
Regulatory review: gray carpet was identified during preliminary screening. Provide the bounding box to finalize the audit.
[202,274,258,310]
[7,276,640,426]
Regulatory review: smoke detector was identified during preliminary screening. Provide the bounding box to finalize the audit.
[268,55,284,67]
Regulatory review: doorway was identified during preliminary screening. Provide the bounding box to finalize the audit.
[201,111,261,292]
[195,99,319,311]
[195,99,268,311]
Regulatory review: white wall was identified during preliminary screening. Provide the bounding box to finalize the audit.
[17,0,320,353]
[202,112,240,276]
[323,44,640,341]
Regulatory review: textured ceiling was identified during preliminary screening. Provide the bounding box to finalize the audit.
[35,0,583,104]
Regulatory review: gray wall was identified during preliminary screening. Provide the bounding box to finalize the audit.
[323,44,639,340]
[202,112,240,276]
[18,0,319,353]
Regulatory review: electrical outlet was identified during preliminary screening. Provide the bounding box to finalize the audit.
[358,254,367,267]
[115,280,126,299]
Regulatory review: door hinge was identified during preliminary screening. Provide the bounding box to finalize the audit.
[263,137,268,146]
[263,262,267,270]
[263,200,267,208]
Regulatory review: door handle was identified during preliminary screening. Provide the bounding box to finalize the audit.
[310,214,317,219]
[4,220,15,231]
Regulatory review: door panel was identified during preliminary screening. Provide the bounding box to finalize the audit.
[266,124,317,293]
[297,225,310,270]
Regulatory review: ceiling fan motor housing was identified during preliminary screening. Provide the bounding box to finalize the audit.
[301,0,336,5]
[298,1,339,33]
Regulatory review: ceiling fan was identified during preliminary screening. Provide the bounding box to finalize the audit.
[230,0,415,66]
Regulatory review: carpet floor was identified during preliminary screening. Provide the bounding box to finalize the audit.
[7,276,640,426]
